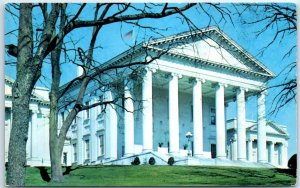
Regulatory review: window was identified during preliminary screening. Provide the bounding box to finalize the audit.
[61,111,65,121]
[98,135,104,156]
[5,107,11,123]
[210,108,216,125]
[84,139,90,160]
[84,101,90,119]
[73,144,77,162]
[63,152,67,165]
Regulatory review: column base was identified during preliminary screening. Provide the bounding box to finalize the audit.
[216,156,227,160]
[169,151,179,156]
[193,154,205,158]
[238,158,247,162]
[258,160,268,163]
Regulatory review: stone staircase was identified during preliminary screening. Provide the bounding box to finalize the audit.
[103,152,275,168]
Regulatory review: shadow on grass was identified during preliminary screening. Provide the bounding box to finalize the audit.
[274,168,297,177]
[36,167,51,182]
[36,166,81,182]
[63,166,80,175]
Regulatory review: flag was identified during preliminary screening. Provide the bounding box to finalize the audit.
[123,30,133,38]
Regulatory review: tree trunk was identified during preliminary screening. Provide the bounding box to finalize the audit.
[49,142,64,182]
[7,90,32,186]
[49,97,64,182]
[49,5,67,182]
[7,4,35,186]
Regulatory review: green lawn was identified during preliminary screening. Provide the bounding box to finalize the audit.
[25,165,296,186]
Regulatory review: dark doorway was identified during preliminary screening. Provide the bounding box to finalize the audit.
[211,144,216,158]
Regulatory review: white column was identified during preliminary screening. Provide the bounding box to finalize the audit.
[26,111,33,159]
[269,142,274,164]
[247,139,253,162]
[281,142,288,167]
[31,111,38,160]
[142,68,155,152]
[232,133,238,160]
[77,111,83,164]
[90,99,97,162]
[278,143,283,165]
[168,73,181,154]
[215,83,226,159]
[257,91,267,163]
[192,78,205,157]
[124,79,134,156]
[236,88,246,161]
[104,90,118,160]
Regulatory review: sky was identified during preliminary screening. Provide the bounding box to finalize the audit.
[4,3,297,158]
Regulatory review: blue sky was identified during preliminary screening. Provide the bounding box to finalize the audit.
[5,3,296,158]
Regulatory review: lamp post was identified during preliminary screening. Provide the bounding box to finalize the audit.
[185,131,193,157]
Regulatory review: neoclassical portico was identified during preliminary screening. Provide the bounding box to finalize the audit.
[115,67,269,163]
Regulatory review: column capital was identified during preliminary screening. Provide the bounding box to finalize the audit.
[258,90,268,96]
[167,73,182,80]
[141,67,156,77]
[213,82,228,88]
[31,109,39,114]
[189,77,206,85]
[230,135,236,142]
[234,87,249,93]
[247,138,253,142]
[267,140,274,145]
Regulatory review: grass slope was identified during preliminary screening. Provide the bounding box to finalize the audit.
[25,165,296,186]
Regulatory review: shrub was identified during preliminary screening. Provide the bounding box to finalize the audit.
[168,157,175,166]
[149,157,156,165]
[288,154,297,169]
[131,157,140,165]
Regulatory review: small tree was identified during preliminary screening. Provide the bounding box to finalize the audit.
[149,157,156,165]
[131,157,140,165]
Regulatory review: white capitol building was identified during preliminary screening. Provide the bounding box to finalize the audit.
[5,27,289,168]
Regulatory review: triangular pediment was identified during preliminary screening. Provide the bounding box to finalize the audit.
[247,121,288,137]
[169,38,250,70]
[148,27,274,78]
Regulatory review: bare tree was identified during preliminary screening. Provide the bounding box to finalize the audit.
[7,4,61,186]
[236,3,296,115]
[6,3,198,185]
[48,3,202,182]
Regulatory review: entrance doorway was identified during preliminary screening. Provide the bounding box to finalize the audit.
[211,144,216,158]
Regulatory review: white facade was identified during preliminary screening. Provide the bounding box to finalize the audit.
[60,27,289,168]
[4,76,72,167]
